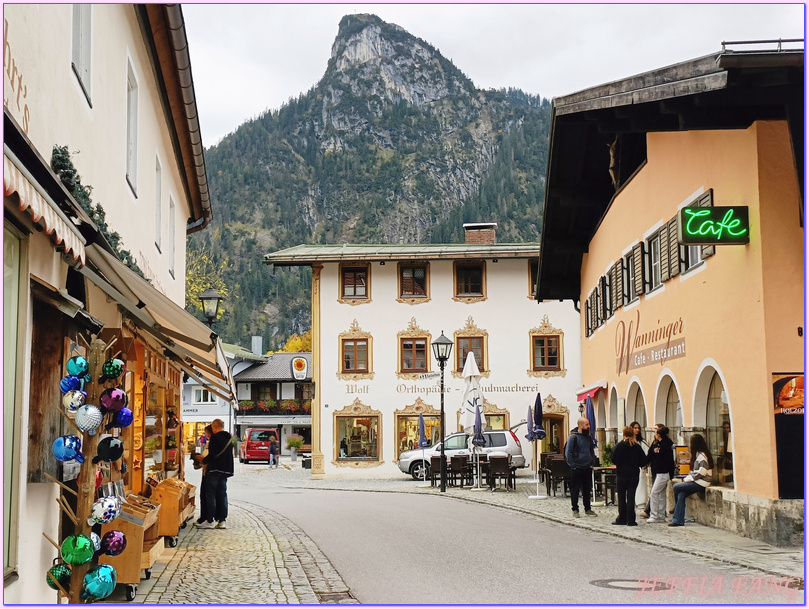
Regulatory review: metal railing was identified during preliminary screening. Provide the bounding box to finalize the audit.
[721,38,804,52]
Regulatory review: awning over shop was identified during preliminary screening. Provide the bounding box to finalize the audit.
[3,152,86,266]
[79,243,237,403]
[576,380,607,403]
[235,416,312,426]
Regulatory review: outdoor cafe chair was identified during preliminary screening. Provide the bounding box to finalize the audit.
[487,455,511,492]
[547,457,571,497]
[449,455,470,488]
[430,455,443,487]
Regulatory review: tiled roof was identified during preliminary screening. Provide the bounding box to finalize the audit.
[234,352,312,382]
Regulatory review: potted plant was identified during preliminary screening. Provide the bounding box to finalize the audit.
[286,434,304,461]
[601,443,614,467]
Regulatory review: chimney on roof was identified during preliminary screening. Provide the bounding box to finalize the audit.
[463,222,497,245]
[251,336,263,356]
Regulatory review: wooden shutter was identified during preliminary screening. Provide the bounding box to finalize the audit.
[584,295,592,337]
[612,260,623,311]
[667,218,681,278]
[697,189,715,259]
[659,227,670,283]
[632,242,645,295]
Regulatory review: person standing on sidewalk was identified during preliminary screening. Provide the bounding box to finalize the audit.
[201,418,234,529]
[647,425,674,523]
[611,426,647,526]
[669,434,713,527]
[268,436,279,468]
[565,417,598,518]
[192,426,214,528]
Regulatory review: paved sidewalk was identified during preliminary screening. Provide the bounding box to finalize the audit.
[104,458,803,603]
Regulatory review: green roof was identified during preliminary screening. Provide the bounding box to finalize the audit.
[263,243,540,266]
[221,342,267,361]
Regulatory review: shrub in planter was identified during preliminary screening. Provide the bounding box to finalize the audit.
[286,434,304,450]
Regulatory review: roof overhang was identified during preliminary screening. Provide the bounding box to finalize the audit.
[537,49,804,302]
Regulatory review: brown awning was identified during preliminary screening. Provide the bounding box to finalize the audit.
[4,153,86,266]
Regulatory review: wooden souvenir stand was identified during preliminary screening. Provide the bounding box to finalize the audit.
[150,478,196,546]
[98,495,162,601]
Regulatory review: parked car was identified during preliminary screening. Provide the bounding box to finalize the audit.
[397,430,526,480]
[239,428,278,464]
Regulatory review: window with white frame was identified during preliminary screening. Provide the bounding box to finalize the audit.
[154,157,162,251]
[71,4,92,104]
[193,388,217,404]
[648,231,663,290]
[125,60,138,193]
[168,197,175,277]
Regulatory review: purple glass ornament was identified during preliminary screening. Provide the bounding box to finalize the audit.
[100,530,127,556]
[100,388,126,413]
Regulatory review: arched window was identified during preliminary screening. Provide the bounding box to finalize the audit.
[633,392,647,429]
[706,373,733,487]
[665,384,683,443]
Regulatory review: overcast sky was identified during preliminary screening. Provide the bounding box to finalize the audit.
[182,3,804,147]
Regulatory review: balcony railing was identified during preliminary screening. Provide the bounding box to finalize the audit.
[237,400,312,416]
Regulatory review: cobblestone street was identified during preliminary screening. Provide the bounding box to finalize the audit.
[104,458,803,604]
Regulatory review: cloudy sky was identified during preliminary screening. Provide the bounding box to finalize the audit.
[182,3,804,147]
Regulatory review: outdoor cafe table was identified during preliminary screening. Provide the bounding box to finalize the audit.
[592,465,617,505]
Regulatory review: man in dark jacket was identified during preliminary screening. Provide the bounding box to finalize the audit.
[200,418,234,529]
[564,418,598,517]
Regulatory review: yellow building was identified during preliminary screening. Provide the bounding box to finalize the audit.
[537,42,803,545]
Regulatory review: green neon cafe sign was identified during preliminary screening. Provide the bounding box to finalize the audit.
[677,206,750,245]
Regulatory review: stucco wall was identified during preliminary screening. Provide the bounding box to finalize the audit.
[579,121,802,500]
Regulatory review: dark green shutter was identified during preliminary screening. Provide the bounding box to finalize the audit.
[697,189,715,259]
[667,218,681,278]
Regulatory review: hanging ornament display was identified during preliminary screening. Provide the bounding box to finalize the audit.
[87,496,120,525]
[93,437,124,464]
[81,564,117,600]
[99,358,125,382]
[66,355,89,377]
[89,532,102,553]
[51,435,85,463]
[59,375,83,394]
[45,563,72,591]
[100,530,127,556]
[75,405,103,435]
[60,534,94,566]
[61,389,86,412]
[99,387,127,413]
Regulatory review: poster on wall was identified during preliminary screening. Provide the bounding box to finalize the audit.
[674,445,691,477]
[773,374,804,415]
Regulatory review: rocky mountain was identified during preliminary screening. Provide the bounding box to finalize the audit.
[190,13,551,349]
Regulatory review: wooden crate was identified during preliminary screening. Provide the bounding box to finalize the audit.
[99,495,162,585]
[150,479,196,538]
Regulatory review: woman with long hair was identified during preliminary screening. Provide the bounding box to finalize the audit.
[647,425,674,523]
[611,425,647,526]
[630,421,650,510]
[669,433,713,527]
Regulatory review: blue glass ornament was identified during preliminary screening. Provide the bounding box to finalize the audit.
[114,407,134,429]
[59,375,82,394]
[52,435,85,463]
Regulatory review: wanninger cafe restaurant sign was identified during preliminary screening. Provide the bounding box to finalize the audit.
[678,206,750,245]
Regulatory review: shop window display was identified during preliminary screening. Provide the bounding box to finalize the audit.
[337,416,378,459]
[396,414,439,458]
[706,373,733,487]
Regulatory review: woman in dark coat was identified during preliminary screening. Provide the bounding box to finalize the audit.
[611,425,648,526]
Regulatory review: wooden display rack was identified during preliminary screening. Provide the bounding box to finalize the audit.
[150,478,196,546]
[98,495,162,601]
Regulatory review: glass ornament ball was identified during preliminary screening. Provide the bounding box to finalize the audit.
[81,564,117,600]
[66,356,89,377]
[88,496,120,525]
[60,534,94,566]
[101,358,125,380]
[100,530,127,556]
[114,407,134,429]
[75,405,103,434]
[62,390,86,411]
[90,532,102,553]
[52,435,84,463]
[59,375,83,394]
[94,437,124,463]
[100,388,126,413]
[46,563,72,591]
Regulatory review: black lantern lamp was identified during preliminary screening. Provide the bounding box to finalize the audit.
[578,401,585,416]
[431,331,453,493]
[199,286,224,328]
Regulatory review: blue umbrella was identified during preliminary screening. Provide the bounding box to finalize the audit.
[472,401,485,447]
[533,392,546,440]
[417,412,430,448]
[585,395,598,449]
[525,404,536,442]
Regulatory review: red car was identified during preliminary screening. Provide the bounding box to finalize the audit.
[238,428,278,464]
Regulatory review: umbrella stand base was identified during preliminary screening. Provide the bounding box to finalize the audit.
[470,486,488,492]
[590,500,606,507]
[527,494,550,499]
[415,484,432,488]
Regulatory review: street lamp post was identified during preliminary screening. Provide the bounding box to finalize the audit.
[431,331,453,493]
[199,286,224,328]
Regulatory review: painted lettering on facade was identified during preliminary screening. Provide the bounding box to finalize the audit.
[4,19,31,133]
[616,309,686,375]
